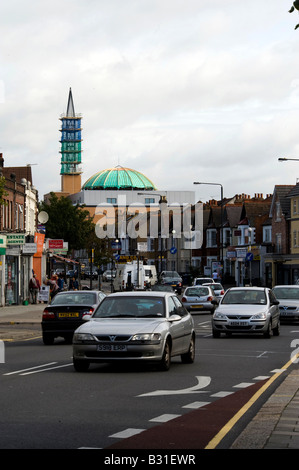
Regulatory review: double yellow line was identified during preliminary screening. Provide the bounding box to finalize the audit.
[205,352,299,449]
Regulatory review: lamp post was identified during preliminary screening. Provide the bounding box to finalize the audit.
[193,181,224,271]
[278,157,299,162]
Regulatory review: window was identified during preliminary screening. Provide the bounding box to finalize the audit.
[145,198,155,204]
[276,202,281,221]
[206,229,217,247]
[106,198,117,204]
[294,230,297,248]
[263,226,272,243]
[276,233,282,253]
[294,199,297,215]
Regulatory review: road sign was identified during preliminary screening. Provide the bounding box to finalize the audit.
[246,252,254,262]
[170,246,177,254]
[114,254,120,261]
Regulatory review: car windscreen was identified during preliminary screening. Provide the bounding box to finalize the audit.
[93,297,165,318]
[221,290,266,305]
[51,293,96,305]
[272,287,299,300]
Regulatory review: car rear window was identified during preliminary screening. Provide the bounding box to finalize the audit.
[186,287,209,296]
[51,293,96,305]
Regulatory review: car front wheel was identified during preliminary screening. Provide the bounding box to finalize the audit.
[73,358,90,372]
[181,335,195,363]
[158,339,171,371]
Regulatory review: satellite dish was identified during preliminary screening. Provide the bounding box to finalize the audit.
[38,211,49,224]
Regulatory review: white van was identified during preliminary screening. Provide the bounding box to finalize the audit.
[113,261,146,291]
[144,265,158,287]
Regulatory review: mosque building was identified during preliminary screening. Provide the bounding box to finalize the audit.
[45,88,196,270]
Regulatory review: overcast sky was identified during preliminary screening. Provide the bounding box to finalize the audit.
[1,0,299,203]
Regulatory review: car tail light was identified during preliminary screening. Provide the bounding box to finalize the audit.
[207,296,213,302]
[220,290,224,295]
[83,308,94,315]
[182,297,187,302]
[42,309,55,320]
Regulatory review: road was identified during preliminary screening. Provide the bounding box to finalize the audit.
[0,312,298,449]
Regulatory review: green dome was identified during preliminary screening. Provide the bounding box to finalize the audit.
[82,166,156,190]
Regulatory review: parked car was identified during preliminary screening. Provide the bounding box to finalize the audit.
[203,282,225,301]
[72,291,195,372]
[212,287,280,338]
[181,285,217,313]
[272,285,299,321]
[159,271,183,294]
[193,277,215,286]
[41,290,106,345]
[102,270,116,282]
[84,269,98,280]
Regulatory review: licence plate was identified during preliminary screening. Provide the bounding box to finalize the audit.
[97,344,127,352]
[230,321,248,326]
[191,305,203,308]
[58,312,79,318]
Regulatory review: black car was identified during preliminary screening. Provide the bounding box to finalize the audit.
[41,290,106,345]
[160,271,183,295]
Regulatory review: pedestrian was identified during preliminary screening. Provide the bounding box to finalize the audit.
[69,275,79,291]
[45,277,59,300]
[29,273,40,304]
[212,270,218,281]
[57,274,65,292]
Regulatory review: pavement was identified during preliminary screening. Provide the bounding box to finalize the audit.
[0,298,298,449]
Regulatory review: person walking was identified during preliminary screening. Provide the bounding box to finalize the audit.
[29,274,40,304]
[69,275,79,291]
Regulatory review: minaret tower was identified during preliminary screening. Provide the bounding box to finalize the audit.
[59,88,82,194]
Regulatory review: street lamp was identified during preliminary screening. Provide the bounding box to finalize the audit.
[193,181,224,269]
[278,157,299,162]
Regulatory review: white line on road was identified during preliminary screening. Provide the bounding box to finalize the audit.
[20,363,73,375]
[3,362,58,375]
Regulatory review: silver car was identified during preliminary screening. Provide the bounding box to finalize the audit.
[182,285,217,313]
[212,287,280,338]
[72,292,195,372]
[272,285,299,321]
[203,283,225,301]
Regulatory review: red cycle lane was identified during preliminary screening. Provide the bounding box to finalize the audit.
[106,379,268,449]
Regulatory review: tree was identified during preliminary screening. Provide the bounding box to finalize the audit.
[39,193,95,251]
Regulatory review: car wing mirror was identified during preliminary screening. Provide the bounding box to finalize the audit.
[82,314,92,321]
[168,314,181,322]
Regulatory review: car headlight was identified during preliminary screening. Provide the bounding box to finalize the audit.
[251,312,267,320]
[213,311,227,320]
[131,333,161,343]
[73,333,95,343]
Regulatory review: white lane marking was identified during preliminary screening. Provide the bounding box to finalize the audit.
[20,363,73,375]
[233,382,254,388]
[137,376,211,397]
[3,362,57,376]
[109,428,145,439]
[182,401,210,409]
[149,414,181,423]
[211,391,234,398]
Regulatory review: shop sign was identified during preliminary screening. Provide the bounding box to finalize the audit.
[7,234,25,245]
[22,243,37,254]
[49,239,64,249]
[236,248,247,259]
